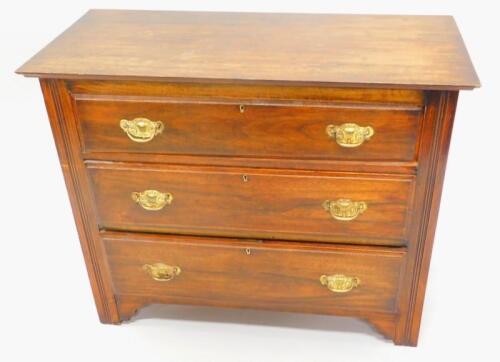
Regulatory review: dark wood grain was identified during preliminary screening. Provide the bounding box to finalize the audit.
[70,80,424,172]
[102,231,406,316]
[88,163,415,245]
[39,79,121,323]
[75,95,422,162]
[69,80,425,104]
[18,9,478,346]
[17,10,479,89]
[392,91,459,346]
[80,152,418,174]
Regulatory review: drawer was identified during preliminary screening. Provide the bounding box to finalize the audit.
[103,232,406,314]
[75,97,422,162]
[88,163,415,246]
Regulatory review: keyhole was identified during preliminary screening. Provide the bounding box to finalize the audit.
[239,104,245,113]
[242,174,249,182]
[245,248,251,255]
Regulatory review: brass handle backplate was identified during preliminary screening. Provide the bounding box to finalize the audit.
[132,190,173,211]
[120,117,164,143]
[326,123,374,147]
[143,263,181,282]
[322,199,367,221]
[320,274,360,293]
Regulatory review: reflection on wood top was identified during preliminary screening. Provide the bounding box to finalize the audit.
[17,9,480,89]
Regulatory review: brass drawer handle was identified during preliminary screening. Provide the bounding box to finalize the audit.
[132,190,173,211]
[320,274,360,293]
[143,263,181,282]
[120,117,164,143]
[326,123,374,147]
[322,199,367,221]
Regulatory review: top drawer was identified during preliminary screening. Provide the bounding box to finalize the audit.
[74,96,423,162]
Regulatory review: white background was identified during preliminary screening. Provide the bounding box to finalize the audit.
[1,1,499,361]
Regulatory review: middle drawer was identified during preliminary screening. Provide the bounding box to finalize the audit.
[87,163,415,246]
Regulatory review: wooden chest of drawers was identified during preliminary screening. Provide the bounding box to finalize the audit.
[17,10,479,346]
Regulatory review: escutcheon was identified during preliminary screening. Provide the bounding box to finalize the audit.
[322,199,367,221]
[143,263,181,282]
[120,117,164,143]
[131,190,173,211]
[319,274,360,293]
[326,123,374,147]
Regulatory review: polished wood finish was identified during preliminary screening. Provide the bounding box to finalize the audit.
[69,80,426,104]
[103,231,406,316]
[397,91,460,345]
[39,80,120,323]
[71,80,423,173]
[19,10,478,346]
[75,95,422,161]
[17,10,479,90]
[88,162,415,245]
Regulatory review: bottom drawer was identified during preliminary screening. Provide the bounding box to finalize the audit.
[103,232,406,315]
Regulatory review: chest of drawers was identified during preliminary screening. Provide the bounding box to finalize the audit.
[17,10,479,346]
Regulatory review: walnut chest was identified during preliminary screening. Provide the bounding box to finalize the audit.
[17,10,479,346]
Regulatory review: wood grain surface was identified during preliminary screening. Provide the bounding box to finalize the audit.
[69,80,426,104]
[75,96,422,161]
[17,10,479,89]
[20,10,476,344]
[103,231,406,315]
[87,162,415,245]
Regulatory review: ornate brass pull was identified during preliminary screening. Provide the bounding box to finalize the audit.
[143,263,181,282]
[320,274,360,293]
[120,117,164,143]
[326,123,374,147]
[132,190,173,211]
[322,199,367,221]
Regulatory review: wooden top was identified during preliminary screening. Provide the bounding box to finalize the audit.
[17,10,480,90]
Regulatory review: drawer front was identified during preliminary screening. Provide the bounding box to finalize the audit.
[76,97,422,161]
[88,163,415,245]
[103,232,406,314]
